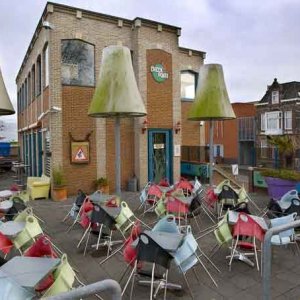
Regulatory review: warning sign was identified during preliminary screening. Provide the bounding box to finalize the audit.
[71,142,89,164]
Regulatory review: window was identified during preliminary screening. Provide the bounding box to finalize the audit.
[43,43,49,88]
[27,72,31,103]
[265,111,282,134]
[24,78,28,109]
[36,55,42,95]
[61,40,95,86]
[180,71,197,100]
[261,113,265,131]
[31,65,35,99]
[271,90,279,104]
[284,111,292,130]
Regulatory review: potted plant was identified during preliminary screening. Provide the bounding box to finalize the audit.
[93,177,109,194]
[261,135,299,199]
[52,166,68,201]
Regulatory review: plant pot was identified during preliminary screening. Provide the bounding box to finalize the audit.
[52,186,68,201]
[265,177,297,199]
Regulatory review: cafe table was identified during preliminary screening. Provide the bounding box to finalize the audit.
[0,256,60,289]
[0,221,25,238]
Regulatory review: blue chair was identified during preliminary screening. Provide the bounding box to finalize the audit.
[278,190,299,210]
[173,226,219,297]
[152,215,180,233]
[270,213,298,247]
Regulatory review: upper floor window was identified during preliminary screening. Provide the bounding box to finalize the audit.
[27,72,31,103]
[271,90,279,104]
[284,111,292,130]
[261,113,265,131]
[265,111,282,134]
[36,55,42,96]
[43,43,49,88]
[180,71,197,100]
[31,65,35,99]
[61,40,95,86]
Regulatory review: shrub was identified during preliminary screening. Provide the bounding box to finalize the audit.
[261,168,300,181]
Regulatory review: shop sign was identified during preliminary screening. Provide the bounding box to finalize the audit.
[150,64,169,83]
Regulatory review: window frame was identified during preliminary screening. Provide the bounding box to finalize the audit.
[284,111,292,130]
[271,90,279,104]
[36,55,42,96]
[180,70,198,101]
[261,113,266,131]
[43,43,49,88]
[265,111,282,134]
[61,39,95,87]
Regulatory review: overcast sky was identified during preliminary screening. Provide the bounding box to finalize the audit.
[0,0,300,140]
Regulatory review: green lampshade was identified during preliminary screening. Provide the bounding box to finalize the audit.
[88,45,146,118]
[188,64,235,121]
[0,67,14,115]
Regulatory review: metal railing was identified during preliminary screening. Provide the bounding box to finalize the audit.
[44,279,122,300]
[262,220,300,300]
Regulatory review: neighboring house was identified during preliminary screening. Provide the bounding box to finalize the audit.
[255,78,300,168]
[16,2,205,195]
[204,102,256,165]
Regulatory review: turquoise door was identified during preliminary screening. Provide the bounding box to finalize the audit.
[32,132,37,176]
[37,131,43,176]
[148,130,173,184]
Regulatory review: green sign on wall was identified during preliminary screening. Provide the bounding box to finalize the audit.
[150,64,169,83]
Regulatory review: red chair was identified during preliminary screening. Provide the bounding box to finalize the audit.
[166,196,189,228]
[175,177,193,196]
[143,184,163,214]
[158,178,170,187]
[24,235,58,258]
[229,212,265,271]
[0,232,13,258]
[24,235,59,293]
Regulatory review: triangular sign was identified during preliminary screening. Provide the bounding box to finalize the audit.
[74,147,86,160]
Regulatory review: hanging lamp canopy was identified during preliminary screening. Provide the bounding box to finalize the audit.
[0,67,14,115]
[188,64,235,121]
[88,45,146,118]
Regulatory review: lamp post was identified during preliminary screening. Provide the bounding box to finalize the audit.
[88,45,146,196]
[188,64,236,186]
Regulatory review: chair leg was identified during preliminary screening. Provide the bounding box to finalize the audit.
[197,246,221,273]
[96,224,103,251]
[163,269,168,300]
[99,243,125,265]
[229,238,239,271]
[180,268,194,300]
[129,268,136,300]
[195,253,218,287]
[150,263,156,300]
[62,211,71,222]
[83,230,91,256]
[122,260,137,297]
[77,223,91,248]
[107,230,113,257]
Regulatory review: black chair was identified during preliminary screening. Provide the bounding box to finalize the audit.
[187,193,202,231]
[0,256,7,266]
[5,196,27,221]
[284,198,300,216]
[231,201,251,214]
[122,232,173,300]
[217,185,239,218]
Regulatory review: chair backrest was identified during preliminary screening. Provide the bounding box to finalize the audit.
[233,213,264,242]
[175,178,193,196]
[189,194,202,215]
[43,254,75,297]
[152,215,180,233]
[166,197,189,215]
[158,178,170,187]
[284,198,300,216]
[192,177,202,195]
[238,186,249,203]
[139,182,151,204]
[173,227,198,273]
[278,190,299,210]
[0,232,13,255]
[24,235,58,258]
[270,212,297,239]
[13,207,33,222]
[214,179,231,194]
[231,201,250,214]
[218,185,238,202]
[147,184,163,200]
[214,216,232,245]
[137,233,173,269]
[115,201,135,233]
[13,215,43,250]
[75,189,86,207]
[154,199,167,218]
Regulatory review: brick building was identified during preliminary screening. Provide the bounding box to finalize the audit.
[204,102,256,165]
[255,78,300,168]
[16,2,205,195]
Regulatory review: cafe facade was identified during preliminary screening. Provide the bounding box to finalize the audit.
[16,2,206,195]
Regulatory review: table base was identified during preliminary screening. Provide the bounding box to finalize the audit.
[139,280,182,298]
[226,250,255,267]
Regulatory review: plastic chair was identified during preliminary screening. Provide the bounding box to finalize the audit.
[175,177,193,197]
[122,232,173,300]
[24,235,58,258]
[4,196,27,221]
[229,213,265,271]
[142,184,164,214]
[0,232,13,258]
[154,199,167,218]
[217,184,239,219]
[42,254,76,297]
[13,207,33,222]
[13,215,44,253]
[192,177,202,195]
[62,189,86,223]
[152,215,180,233]
[278,190,299,210]
[173,226,219,297]
[166,197,189,228]
[214,179,231,195]
[138,182,151,210]
[270,213,298,247]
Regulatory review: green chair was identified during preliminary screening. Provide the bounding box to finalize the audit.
[13,215,43,253]
[214,179,231,195]
[42,254,75,297]
[154,199,167,218]
[13,207,33,222]
[115,201,136,236]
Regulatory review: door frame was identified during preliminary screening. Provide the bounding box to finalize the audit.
[147,129,173,184]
